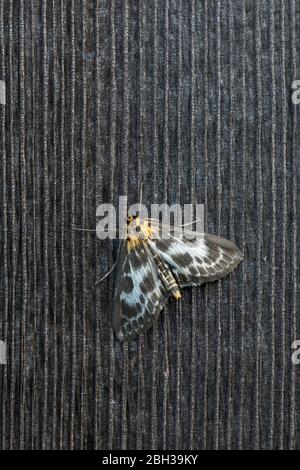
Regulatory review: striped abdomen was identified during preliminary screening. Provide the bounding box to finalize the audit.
[152,253,181,300]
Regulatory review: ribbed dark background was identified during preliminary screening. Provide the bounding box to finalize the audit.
[0,0,300,450]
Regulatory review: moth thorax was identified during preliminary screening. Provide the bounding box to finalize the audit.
[152,253,181,300]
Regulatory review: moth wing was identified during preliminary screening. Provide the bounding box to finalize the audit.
[112,241,169,341]
[147,220,242,288]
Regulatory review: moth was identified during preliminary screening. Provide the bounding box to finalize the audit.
[111,214,242,342]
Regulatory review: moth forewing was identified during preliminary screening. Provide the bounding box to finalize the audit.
[147,227,242,289]
[112,240,168,341]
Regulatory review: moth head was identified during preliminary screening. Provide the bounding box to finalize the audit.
[127,212,141,227]
[127,212,140,224]
[126,213,153,247]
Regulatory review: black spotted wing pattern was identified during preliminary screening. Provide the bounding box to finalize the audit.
[112,241,168,341]
[148,222,242,288]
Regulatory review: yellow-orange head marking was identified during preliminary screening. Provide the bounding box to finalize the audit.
[126,216,154,252]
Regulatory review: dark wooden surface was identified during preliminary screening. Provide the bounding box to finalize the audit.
[0,0,300,450]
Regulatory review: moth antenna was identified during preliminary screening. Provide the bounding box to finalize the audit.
[179,218,203,227]
[146,218,202,227]
[138,181,144,216]
[72,224,95,232]
[95,260,118,285]
[72,225,119,237]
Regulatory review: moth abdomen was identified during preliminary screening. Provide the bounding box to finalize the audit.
[152,253,181,300]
